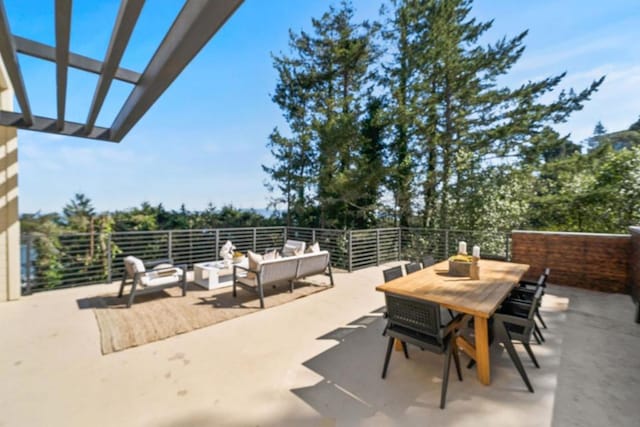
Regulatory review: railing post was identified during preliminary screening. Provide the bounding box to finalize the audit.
[25,235,32,295]
[253,228,257,252]
[348,230,353,272]
[376,229,380,266]
[215,229,220,260]
[168,230,173,260]
[312,229,316,243]
[106,234,112,283]
[397,227,402,261]
[444,229,449,259]
[283,226,288,243]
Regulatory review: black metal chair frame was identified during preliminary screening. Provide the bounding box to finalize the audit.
[510,274,548,343]
[404,262,421,275]
[421,254,435,269]
[381,293,468,409]
[382,266,403,283]
[493,287,544,393]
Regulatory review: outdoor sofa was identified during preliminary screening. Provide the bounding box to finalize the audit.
[232,249,334,308]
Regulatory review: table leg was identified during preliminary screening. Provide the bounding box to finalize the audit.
[474,316,491,385]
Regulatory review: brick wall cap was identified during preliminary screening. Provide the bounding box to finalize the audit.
[512,230,630,238]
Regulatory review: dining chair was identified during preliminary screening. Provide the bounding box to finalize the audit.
[509,274,547,343]
[381,265,410,359]
[381,293,468,409]
[404,262,421,275]
[492,286,544,393]
[383,266,403,283]
[517,267,551,330]
[421,254,435,268]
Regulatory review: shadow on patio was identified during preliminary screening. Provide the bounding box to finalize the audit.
[291,295,568,426]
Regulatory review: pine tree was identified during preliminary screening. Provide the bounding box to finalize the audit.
[265,0,381,228]
[63,193,95,232]
[384,0,604,229]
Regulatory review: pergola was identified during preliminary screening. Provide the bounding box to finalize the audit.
[0,0,243,142]
[0,0,243,302]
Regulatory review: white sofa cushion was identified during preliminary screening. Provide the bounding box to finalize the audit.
[282,240,305,257]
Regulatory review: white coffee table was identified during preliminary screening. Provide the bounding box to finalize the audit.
[193,259,248,290]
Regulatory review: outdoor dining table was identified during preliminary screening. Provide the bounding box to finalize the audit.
[376,259,530,385]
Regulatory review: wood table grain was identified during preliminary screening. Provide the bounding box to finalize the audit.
[376,259,530,385]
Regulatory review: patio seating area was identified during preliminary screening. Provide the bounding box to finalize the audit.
[0,262,637,427]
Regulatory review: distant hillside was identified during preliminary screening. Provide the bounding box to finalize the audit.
[593,130,640,151]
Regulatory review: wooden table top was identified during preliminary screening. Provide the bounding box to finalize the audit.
[375,260,530,318]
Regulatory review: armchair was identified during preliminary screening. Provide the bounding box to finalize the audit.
[118,256,187,308]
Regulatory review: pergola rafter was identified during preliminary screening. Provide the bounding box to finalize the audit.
[0,0,243,142]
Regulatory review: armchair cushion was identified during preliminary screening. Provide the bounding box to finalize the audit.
[124,256,145,276]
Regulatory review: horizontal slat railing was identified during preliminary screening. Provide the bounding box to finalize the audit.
[20,226,509,293]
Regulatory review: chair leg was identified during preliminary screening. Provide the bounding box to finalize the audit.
[401,341,409,359]
[532,328,542,345]
[522,342,540,368]
[535,323,545,343]
[496,321,534,393]
[452,346,463,381]
[381,337,394,379]
[328,263,335,287]
[118,271,127,298]
[258,282,265,309]
[126,280,138,308]
[440,344,454,409]
[181,275,187,297]
[536,308,548,329]
[447,309,455,320]
[467,359,476,369]
[289,280,294,293]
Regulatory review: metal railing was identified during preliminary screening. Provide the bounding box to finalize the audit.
[20,226,510,294]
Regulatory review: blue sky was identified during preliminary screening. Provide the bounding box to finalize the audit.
[7,0,640,214]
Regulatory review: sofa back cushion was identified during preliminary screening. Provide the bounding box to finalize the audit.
[260,257,299,284]
[296,251,330,278]
[282,240,306,257]
[247,250,263,280]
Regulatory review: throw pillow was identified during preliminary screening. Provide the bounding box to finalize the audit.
[263,249,279,260]
[306,242,320,253]
[282,243,298,257]
[247,250,263,280]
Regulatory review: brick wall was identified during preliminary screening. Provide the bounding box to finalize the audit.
[511,230,631,294]
[630,227,640,302]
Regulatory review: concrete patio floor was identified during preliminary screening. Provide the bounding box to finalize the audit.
[0,263,638,427]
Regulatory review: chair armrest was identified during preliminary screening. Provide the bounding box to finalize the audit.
[501,299,533,312]
[233,265,257,274]
[494,312,532,328]
[519,279,544,289]
[510,288,535,300]
[144,258,174,269]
